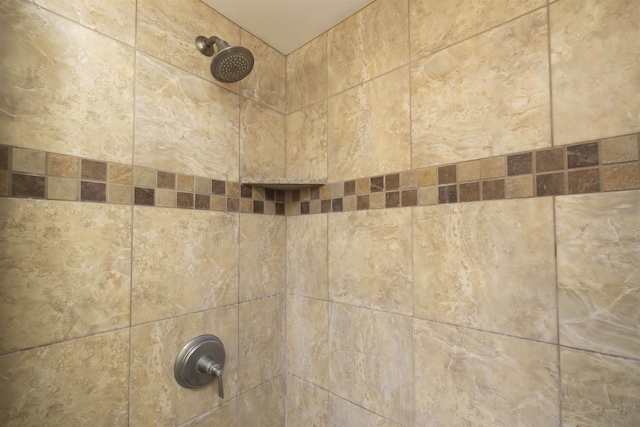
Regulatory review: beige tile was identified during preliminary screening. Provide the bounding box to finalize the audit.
[177,173,195,192]
[12,148,45,174]
[108,183,132,205]
[329,303,412,425]
[240,98,285,179]
[417,186,437,205]
[602,134,639,164]
[180,400,237,427]
[194,176,211,194]
[556,190,640,359]
[481,155,506,179]
[239,296,285,392]
[286,214,328,299]
[369,192,385,209]
[0,330,129,427]
[0,0,134,163]
[603,163,640,191]
[286,375,329,427]
[130,306,238,426]
[286,295,329,388]
[48,153,79,178]
[0,199,130,354]
[132,207,238,324]
[286,101,328,179]
[409,0,544,60]
[109,163,132,184]
[238,376,285,427]
[134,166,156,187]
[47,176,78,200]
[412,10,551,168]
[414,319,559,426]
[329,209,412,315]
[287,34,327,113]
[356,177,369,194]
[457,160,480,182]
[328,67,411,182]
[506,174,535,198]
[33,0,135,46]
[329,394,400,427]
[414,198,557,342]
[418,167,436,186]
[400,170,418,188]
[239,213,286,302]
[135,53,240,181]
[550,0,640,145]
[561,348,640,427]
[155,188,176,207]
[327,0,409,95]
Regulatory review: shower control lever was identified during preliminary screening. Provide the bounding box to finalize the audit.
[197,355,224,399]
[174,335,226,400]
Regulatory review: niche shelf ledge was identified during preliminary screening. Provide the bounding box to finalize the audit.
[241,178,327,191]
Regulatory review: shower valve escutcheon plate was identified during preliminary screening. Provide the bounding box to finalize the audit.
[174,334,225,399]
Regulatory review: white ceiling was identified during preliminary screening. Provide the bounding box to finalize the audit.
[201,0,376,55]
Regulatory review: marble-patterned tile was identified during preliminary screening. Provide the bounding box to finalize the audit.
[0,0,134,163]
[132,207,239,325]
[0,330,129,427]
[561,348,640,427]
[180,400,237,427]
[286,101,328,180]
[240,30,285,113]
[130,306,239,427]
[135,53,240,181]
[329,303,412,425]
[329,395,400,427]
[287,34,327,113]
[550,0,640,145]
[239,213,285,302]
[327,0,409,95]
[411,9,551,168]
[409,0,545,60]
[413,198,557,342]
[286,214,328,300]
[0,199,131,354]
[238,376,285,427]
[286,375,328,427]
[328,67,411,182]
[32,0,136,46]
[556,190,640,359]
[240,98,285,180]
[328,209,412,315]
[239,296,285,392]
[414,319,559,426]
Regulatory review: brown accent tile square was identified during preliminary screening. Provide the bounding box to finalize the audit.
[177,192,194,208]
[0,146,9,171]
[401,189,417,207]
[357,195,370,210]
[13,148,46,174]
[332,198,343,212]
[371,176,384,192]
[386,191,400,208]
[457,161,480,182]
[418,168,436,186]
[385,173,400,190]
[80,181,106,202]
[601,134,639,164]
[459,182,480,202]
[343,195,356,211]
[481,156,506,179]
[438,185,457,204]
[241,184,253,198]
[48,177,78,201]
[211,195,226,211]
[81,159,107,181]
[356,178,369,194]
[438,165,456,185]
[12,174,45,198]
[253,200,265,214]
[48,153,79,178]
[400,170,418,188]
[603,163,640,191]
[321,199,332,213]
[309,187,320,199]
[134,187,154,206]
[309,199,321,214]
[253,186,266,201]
[156,189,176,207]
[108,163,132,184]
[506,175,534,199]
[300,201,310,214]
[344,180,356,196]
[212,179,226,195]
[0,172,9,196]
[536,172,565,196]
[228,182,241,198]
[195,177,211,194]
[275,190,285,202]
[507,152,532,176]
[536,148,564,173]
[568,168,600,194]
[286,202,300,216]
[291,189,301,202]
[276,203,285,215]
[108,184,132,205]
[482,179,506,200]
[157,171,176,189]
[418,186,437,206]
[135,167,156,187]
[195,194,210,210]
[567,141,599,168]
[331,182,344,198]
[227,197,239,212]
[240,198,254,213]
[265,188,275,200]
[369,192,385,209]
[177,174,194,192]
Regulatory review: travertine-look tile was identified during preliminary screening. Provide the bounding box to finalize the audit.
[238,376,285,427]
[240,98,285,179]
[239,213,285,302]
[329,395,400,427]
[0,0,134,163]
[329,209,412,315]
[286,214,328,299]
[328,67,411,182]
[329,303,412,425]
[239,296,285,392]
[412,9,551,168]
[11,148,45,174]
[47,176,78,201]
[130,307,238,427]
[550,0,640,145]
[286,375,329,427]
[180,401,237,427]
[561,348,640,427]
[0,199,131,354]
[286,101,328,180]
[132,207,239,325]
[287,34,327,113]
[556,190,640,359]
[414,319,559,426]
[601,134,639,164]
[327,0,409,95]
[414,198,557,342]
[135,53,240,181]
[0,330,129,427]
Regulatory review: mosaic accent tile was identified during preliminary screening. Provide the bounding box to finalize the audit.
[0,146,9,171]
[386,191,400,208]
[80,181,106,202]
[157,171,175,189]
[481,156,506,179]
[13,148,46,174]
[457,160,480,182]
[418,167,436,186]
[438,185,457,204]
[134,187,154,206]
[11,174,45,198]
[537,172,565,196]
[109,163,132,184]
[459,182,480,202]
[483,179,506,200]
[507,152,533,176]
[601,134,639,164]
[371,176,384,192]
[536,147,565,173]
[401,189,417,207]
[568,169,600,194]
[567,142,599,169]
[81,159,107,181]
[603,163,640,192]
[48,153,78,178]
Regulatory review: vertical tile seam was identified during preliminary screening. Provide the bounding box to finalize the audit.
[552,195,563,426]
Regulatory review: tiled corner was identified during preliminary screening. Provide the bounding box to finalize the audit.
[238,376,285,427]
[328,394,401,427]
[286,34,327,113]
[286,375,329,427]
[286,100,328,180]
[179,400,238,427]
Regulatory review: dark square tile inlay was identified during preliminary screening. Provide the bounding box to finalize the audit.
[321,199,331,213]
[482,179,505,200]
[212,179,226,195]
[81,159,107,181]
[253,200,264,214]
[134,187,155,206]
[332,198,343,212]
[536,148,564,173]
[507,152,533,176]
[177,192,194,208]
[386,191,400,208]
[357,195,369,210]
[12,174,45,198]
[195,194,210,210]
[438,185,457,204]
[344,180,356,196]
[265,188,275,200]
[536,172,565,196]
[157,171,176,189]
[241,184,253,198]
[401,189,417,207]
[438,165,456,185]
[276,203,285,215]
[385,174,400,190]
[568,169,600,194]
[227,198,239,212]
[301,201,310,214]
[459,182,480,202]
[310,187,320,200]
[0,146,9,171]
[81,181,106,202]
[291,190,301,202]
[371,176,384,192]
[567,142,599,168]
[275,191,285,203]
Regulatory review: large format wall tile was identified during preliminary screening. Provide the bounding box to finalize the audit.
[286,375,328,427]
[411,9,550,168]
[328,395,400,427]
[286,101,328,180]
[556,190,640,359]
[0,0,134,164]
[0,199,131,354]
[414,319,559,426]
[0,330,129,427]
[240,98,286,179]
[238,376,285,427]
[135,53,240,181]
[239,213,285,302]
[286,214,328,300]
[327,0,409,95]
[130,307,239,427]
[409,0,544,60]
[329,303,413,425]
[550,0,640,145]
[328,67,411,182]
[286,34,327,113]
[329,209,412,315]
[132,207,239,325]
[413,198,557,342]
[561,348,640,427]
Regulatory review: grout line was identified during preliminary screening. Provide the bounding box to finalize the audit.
[552,195,563,425]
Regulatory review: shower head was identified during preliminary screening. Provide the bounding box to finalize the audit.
[196,36,254,83]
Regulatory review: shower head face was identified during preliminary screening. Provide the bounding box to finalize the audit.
[210,46,254,83]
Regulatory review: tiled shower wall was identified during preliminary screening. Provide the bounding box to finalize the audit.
[284,0,640,426]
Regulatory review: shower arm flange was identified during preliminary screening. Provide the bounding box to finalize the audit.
[196,36,220,57]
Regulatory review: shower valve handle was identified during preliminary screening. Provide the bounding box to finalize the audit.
[197,355,224,399]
